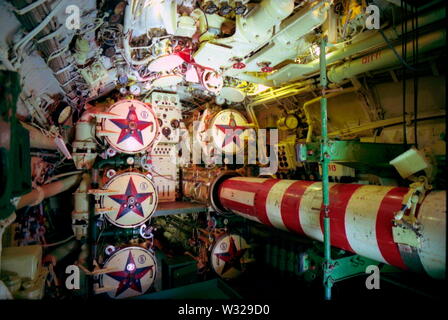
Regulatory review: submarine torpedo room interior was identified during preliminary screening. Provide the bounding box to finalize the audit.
[0,0,446,301]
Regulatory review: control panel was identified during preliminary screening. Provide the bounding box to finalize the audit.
[149,92,183,144]
[149,144,178,202]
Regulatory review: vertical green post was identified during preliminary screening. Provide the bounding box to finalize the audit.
[320,37,332,300]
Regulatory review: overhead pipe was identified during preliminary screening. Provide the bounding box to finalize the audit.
[235,73,272,87]
[263,9,445,86]
[249,84,316,107]
[327,29,446,83]
[254,79,315,100]
[211,176,446,280]
[12,0,49,15]
[246,79,316,127]
[15,174,82,210]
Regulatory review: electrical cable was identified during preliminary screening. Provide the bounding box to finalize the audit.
[401,0,407,146]
[197,7,210,38]
[378,29,418,72]
[42,235,75,248]
[412,4,419,148]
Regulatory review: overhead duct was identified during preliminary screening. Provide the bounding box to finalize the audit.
[211,176,446,280]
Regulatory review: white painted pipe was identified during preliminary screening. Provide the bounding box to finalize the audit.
[21,122,57,150]
[327,29,446,83]
[265,9,445,85]
[15,174,82,210]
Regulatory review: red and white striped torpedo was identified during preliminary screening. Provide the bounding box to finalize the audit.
[214,177,446,279]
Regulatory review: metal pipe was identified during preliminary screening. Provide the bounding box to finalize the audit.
[212,177,446,280]
[327,29,446,83]
[196,0,295,71]
[249,85,316,107]
[13,0,49,15]
[265,9,445,85]
[319,38,332,300]
[15,174,82,210]
[45,238,80,265]
[255,79,315,100]
[246,79,316,127]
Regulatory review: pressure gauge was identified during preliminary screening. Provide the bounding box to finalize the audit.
[129,84,141,96]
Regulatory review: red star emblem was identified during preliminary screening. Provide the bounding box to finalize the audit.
[110,105,153,145]
[109,177,153,221]
[106,251,153,297]
[215,236,247,275]
[215,113,249,148]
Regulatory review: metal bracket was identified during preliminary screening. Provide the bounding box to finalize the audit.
[392,177,432,248]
